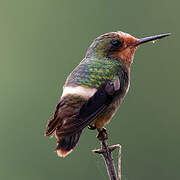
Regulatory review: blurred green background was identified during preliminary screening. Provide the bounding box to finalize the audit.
[0,0,179,179]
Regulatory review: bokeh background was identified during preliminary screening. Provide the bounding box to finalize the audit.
[0,0,179,179]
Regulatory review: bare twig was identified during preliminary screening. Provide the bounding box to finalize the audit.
[92,130,122,180]
[117,144,122,180]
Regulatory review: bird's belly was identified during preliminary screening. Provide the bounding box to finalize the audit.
[90,98,121,130]
[91,85,129,130]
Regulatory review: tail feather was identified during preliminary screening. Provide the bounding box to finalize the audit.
[55,130,82,158]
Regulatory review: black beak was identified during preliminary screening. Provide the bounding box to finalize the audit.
[133,33,171,46]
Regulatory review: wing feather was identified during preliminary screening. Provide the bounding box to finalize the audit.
[58,78,121,136]
[45,77,122,137]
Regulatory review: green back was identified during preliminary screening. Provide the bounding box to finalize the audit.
[65,57,126,88]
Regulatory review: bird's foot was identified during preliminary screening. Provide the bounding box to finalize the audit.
[88,125,96,130]
[97,128,108,141]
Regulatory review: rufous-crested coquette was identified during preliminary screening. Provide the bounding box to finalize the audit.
[45,31,170,157]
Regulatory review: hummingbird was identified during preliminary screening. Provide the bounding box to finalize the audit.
[45,31,170,157]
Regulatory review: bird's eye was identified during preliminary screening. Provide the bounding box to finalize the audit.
[111,39,122,48]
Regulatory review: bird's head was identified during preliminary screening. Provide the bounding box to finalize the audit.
[86,31,170,67]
